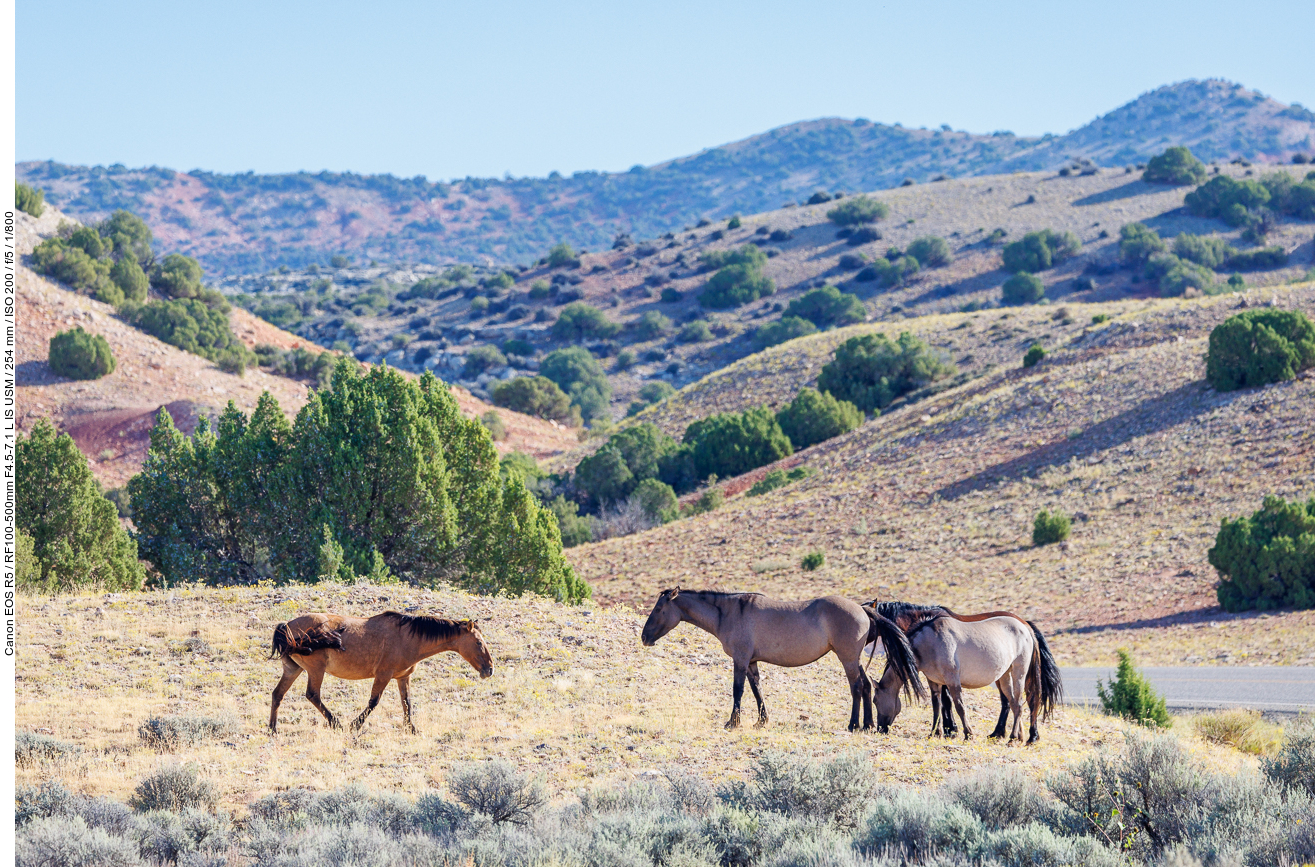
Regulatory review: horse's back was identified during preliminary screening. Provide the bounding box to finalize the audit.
[915,616,1033,689]
[741,595,867,667]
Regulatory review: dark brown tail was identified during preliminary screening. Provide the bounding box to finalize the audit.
[1025,621,1062,720]
[270,622,344,659]
[864,608,926,702]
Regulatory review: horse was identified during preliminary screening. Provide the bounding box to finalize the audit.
[641,588,924,732]
[268,611,494,734]
[865,600,1049,739]
[870,612,1062,744]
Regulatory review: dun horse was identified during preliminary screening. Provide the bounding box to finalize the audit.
[866,601,1049,739]
[641,588,923,731]
[268,611,494,734]
[871,612,1062,743]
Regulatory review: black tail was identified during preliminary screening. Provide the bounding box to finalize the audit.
[1026,621,1063,720]
[865,609,925,702]
[270,622,343,659]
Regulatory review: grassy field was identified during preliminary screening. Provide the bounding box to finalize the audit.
[569,285,1315,665]
[15,583,1255,815]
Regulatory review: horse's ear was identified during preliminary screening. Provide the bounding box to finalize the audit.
[672,586,680,597]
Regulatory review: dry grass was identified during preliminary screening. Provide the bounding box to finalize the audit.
[15,583,1250,814]
[568,285,1315,665]
[1191,708,1286,756]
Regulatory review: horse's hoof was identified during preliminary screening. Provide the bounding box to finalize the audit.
[754,718,768,729]
[724,718,740,730]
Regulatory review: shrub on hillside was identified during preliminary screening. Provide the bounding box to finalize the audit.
[1172,233,1231,269]
[15,182,45,216]
[1096,650,1171,727]
[48,327,116,380]
[1224,246,1288,271]
[678,320,713,343]
[130,765,219,813]
[801,551,825,571]
[1263,718,1315,797]
[753,315,818,350]
[16,420,144,593]
[1205,309,1315,391]
[626,381,676,416]
[826,196,889,226]
[1185,175,1272,224]
[747,466,814,497]
[782,286,866,328]
[906,235,952,267]
[99,209,155,261]
[462,344,508,378]
[128,298,251,369]
[129,362,587,600]
[108,254,149,303]
[1032,509,1070,545]
[1143,146,1207,185]
[150,253,206,299]
[631,310,671,340]
[1002,229,1080,274]
[552,302,619,341]
[1001,273,1045,305]
[679,406,792,483]
[30,238,112,296]
[817,332,954,413]
[447,759,546,825]
[546,242,579,269]
[541,346,612,423]
[492,376,574,423]
[1022,344,1046,368]
[139,714,238,752]
[480,411,507,442]
[547,496,592,547]
[854,256,914,287]
[775,387,863,450]
[1118,222,1166,265]
[699,245,774,309]
[846,225,883,246]
[1144,254,1217,297]
[1210,495,1315,612]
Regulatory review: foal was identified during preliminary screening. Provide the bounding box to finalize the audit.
[269,611,494,734]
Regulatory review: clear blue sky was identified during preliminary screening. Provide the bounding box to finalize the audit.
[17,0,1315,181]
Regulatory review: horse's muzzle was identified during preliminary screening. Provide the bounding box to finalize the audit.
[480,666,494,679]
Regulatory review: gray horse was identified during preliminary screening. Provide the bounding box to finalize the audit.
[642,588,923,731]
[872,613,1062,743]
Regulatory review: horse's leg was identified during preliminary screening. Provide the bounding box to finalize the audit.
[726,664,746,729]
[841,661,865,732]
[860,667,874,731]
[929,685,943,738]
[1000,673,1025,743]
[1026,682,1042,745]
[350,674,392,732]
[396,674,416,734]
[941,685,958,737]
[948,682,973,740]
[269,658,304,733]
[303,664,340,730]
[746,662,768,727]
[987,684,1011,740]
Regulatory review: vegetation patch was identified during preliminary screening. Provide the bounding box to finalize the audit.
[48,327,116,380]
[1211,494,1315,611]
[1205,309,1315,391]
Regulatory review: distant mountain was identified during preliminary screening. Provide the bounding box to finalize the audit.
[18,79,1315,275]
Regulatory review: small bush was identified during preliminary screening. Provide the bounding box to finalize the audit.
[837,252,867,270]
[681,486,724,517]
[847,225,883,246]
[753,316,818,350]
[462,344,507,378]
[826,196,889,226]
[817,331,953,413]
[16,815,145,867]
[855,789,984,860]
[480,411,507,441]
[1205,309,1315,391]
[541,346,612,423]
[727,215,742,229]
[800,551,824,571]
[492,376,573,423]
[1185,175,1273,223]
[553,302,619,341]
[1091,313,1111,324]
[632,310,672,340]
[1022,344,1046,368]
[722,751,874,829]
[446,759,546,825]
[1263,718,1315,796]
[700,246,774,309]
[1210,494,1315,611]
[49,327,116,380]
[128,298,250,366]
[775,387,862,450]
[15,181,45,216]
[1096,650,1171,727]
[1002,273,1045,305]
[632,478,678,522]
[1143,146,1207,185]
[906,235,952,267]
[1002,229,1080,274]
[746,466,813,497]
[138,715,237,752]
[546,242,579,268]
[660,287,682,303]
[1032,509,1070,545]
[130,765,219,813]
[1146,253,1217,297]
[679,320,713,343]
[1224,245,1288,271]
[547,495,593,547]
[683,406,792,481]
[942,768,1049,831]
[782,286,866,328]
[1172,233,1231,269]
[16,732,83,767]
[1194,709,1284,755]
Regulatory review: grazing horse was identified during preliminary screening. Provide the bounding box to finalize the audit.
[871,613,1062,744]
[866,601,1044,739]
[268,611,494,734]
[641,588,923,731]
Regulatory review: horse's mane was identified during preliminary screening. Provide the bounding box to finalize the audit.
[683,590,765,600]
[868,600,952,632]
[381,611,464,641]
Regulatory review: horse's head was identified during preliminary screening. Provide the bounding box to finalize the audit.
[641,587,682,647]
[874,662,904,734]
[456,620,494,678]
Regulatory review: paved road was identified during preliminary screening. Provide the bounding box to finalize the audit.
[1062,667,1315,713]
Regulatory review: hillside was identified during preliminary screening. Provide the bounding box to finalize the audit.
[18,80,1315,273]
[209,162,1315,413]
[14,209,578,489]
[565,285,1315,668]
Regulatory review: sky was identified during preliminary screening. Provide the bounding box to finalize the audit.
[17,0,1315,181]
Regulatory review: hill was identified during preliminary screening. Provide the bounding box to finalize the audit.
[566,285,1315,668]
[14,208,579,489]
[208,162,1315,414]
[18,80,1315,274]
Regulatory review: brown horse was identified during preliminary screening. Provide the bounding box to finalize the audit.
[865,601,1042,738]
[641,588,923,731]
[268,611,494,734]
